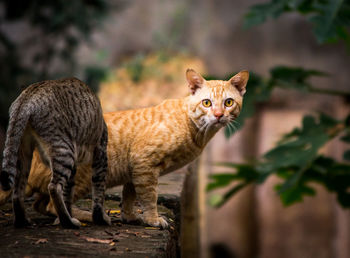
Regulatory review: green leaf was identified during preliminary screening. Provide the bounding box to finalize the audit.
[341,134,350,143]
[243,0,291,28]
[262,113,341,172]
[223,66,328,138]
[209,118,350,208]
[336,191,350,207]
[224,72,272,137]
[319,112,339,127]
[258,113,346,204]
[124,53,145,82]
[277,168,305,194]
[214,163,265,182]
[309,0,345,44]
[270,66,327,91]
[244,0,350,47]
[276,183,316,206]
[345,114,350,126]
[344,150,350,161]
[208,194,224,207]
[310,156,335,175]
[207,173,237,191]
[209,183,248,208]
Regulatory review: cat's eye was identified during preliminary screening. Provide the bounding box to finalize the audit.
[224,98,234,107]
[202,99,212,107]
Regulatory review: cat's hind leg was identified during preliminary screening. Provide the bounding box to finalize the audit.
[63,165,76,216]
[33,194,94,223]
[48,151,81,229]
[12,137,34,227]
[91,126,111,226]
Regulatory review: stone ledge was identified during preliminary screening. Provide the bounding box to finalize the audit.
[0,194,180,257]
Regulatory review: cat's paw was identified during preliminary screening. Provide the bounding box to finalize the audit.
[93,212,111,226]
[56,217,81,229]
[122,212,140,224]
[70,218,82,228]
[72,206,93,222]
[14,216,32,228]
[143,216,168,229]
[93,205,111,226]
[53,217,60,226]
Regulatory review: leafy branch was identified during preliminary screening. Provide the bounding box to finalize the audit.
[208,112,350,207]
[209,0,350,209]
[207,0,350,208]
[244,0,350,47]
[215,65,350,138]
[0,0,120,128]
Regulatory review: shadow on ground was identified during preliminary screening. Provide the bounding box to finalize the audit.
[0,194,179,257]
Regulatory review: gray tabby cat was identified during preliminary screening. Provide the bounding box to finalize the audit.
[0,78,111,229]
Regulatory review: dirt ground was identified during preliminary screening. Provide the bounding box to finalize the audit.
[0,195,179,257]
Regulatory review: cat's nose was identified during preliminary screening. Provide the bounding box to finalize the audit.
[214,111,223,120]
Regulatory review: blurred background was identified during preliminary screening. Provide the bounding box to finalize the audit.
[0,0,349,258]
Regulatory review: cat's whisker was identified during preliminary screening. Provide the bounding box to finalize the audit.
[227,122,235,135]
[197,123,211,145]
[203,123,211,145]
[232,120,240,126]
[226,118,239,135]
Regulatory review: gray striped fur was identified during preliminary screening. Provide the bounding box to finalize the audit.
[0,78,110,228]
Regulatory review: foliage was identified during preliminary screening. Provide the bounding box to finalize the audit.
[209,111,350,207]
[219,66,334,137]
[244,0,350,46]
[208,0,350,208]
[0,0,118,128]
[84,66,109,93]
[124,54,146,83]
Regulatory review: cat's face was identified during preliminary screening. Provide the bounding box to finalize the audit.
[186,69,249,132]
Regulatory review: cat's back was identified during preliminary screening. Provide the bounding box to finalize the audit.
[104,98,188,134]
[105,97,196,154]
[20,77,97,108]
[12,77,104,145]
[17,77,100,117]
[103,98,190,156]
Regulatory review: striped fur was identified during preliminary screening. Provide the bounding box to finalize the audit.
[0,70,249,228]
[0,78,110,228]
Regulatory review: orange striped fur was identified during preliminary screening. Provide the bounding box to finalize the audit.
[0,69,249,228]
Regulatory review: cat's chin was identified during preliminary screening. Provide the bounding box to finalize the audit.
[211,121,226,129]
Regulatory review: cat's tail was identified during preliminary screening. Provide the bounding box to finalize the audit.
[0,183,35,206]
[0,96,31,191]
[0,188,12,206]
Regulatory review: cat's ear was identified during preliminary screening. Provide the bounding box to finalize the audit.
[186,69,205,95]
[229,70,249,96]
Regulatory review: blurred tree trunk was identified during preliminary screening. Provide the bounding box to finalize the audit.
[180,158,207,258]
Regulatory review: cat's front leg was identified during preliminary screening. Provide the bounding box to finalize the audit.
[121,182,139,223]
[132,169,168,229]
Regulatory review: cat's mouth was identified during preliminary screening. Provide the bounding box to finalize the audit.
[202,117,227,130]
[212,119,227,127]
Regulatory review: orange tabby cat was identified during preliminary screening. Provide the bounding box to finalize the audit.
[0,69,248,228]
